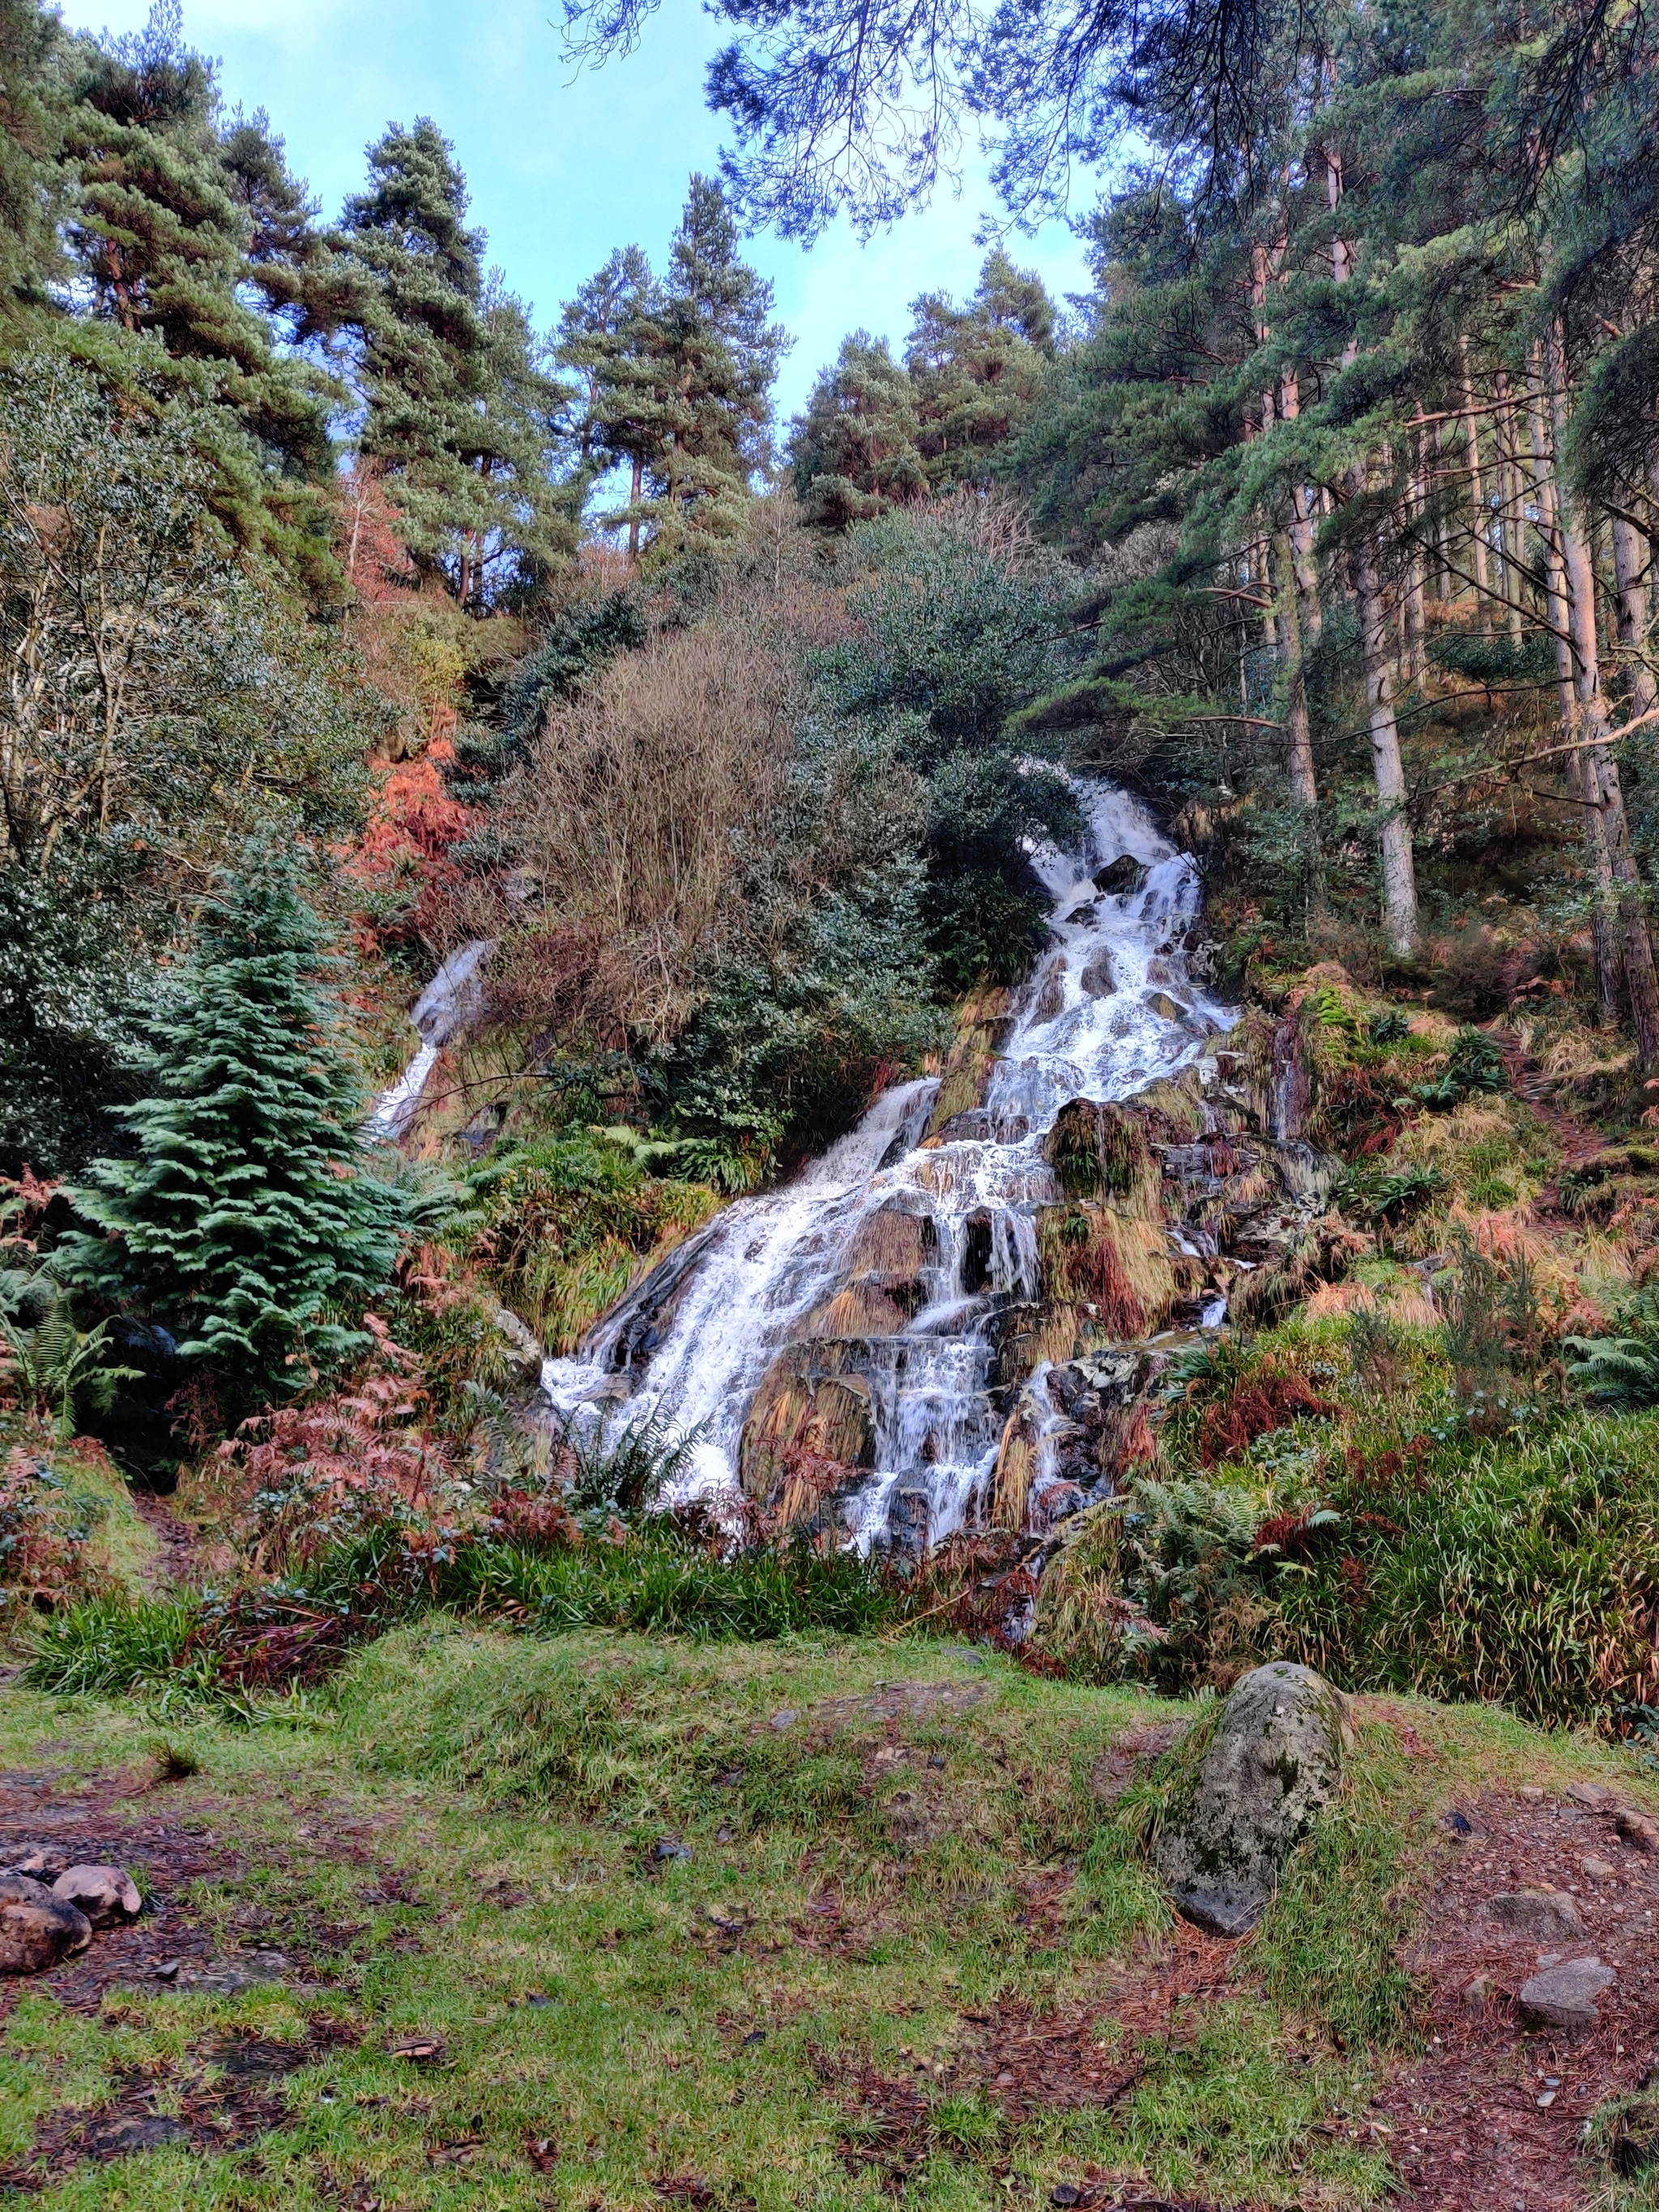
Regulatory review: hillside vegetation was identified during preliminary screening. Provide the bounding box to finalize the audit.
[3,0,1659,2199]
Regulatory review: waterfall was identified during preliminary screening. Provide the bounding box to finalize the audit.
[541,785,1238,1548]
[366,939,496,1142]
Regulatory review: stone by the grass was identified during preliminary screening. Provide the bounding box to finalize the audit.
[52,1865,141,1928]
[1518,1955,1614,2031]
[1154,1660,1352,1937]
[1486,1889,1589,1941]
[1462,1973,1497,2014]
[1617,1805,1659,1853]
[1519,1786,1544,1803]
[0,1873,93,1973]
[1569,1781,1615,1809]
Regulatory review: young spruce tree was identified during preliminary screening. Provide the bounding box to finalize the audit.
[62,855,403,1403]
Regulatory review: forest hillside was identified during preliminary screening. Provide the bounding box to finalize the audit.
[5,0,1659,2203]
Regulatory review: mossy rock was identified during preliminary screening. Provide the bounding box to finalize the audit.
[1154,1660,1352,1936]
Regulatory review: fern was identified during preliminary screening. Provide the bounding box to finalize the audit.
[1565,1291,1659,1406]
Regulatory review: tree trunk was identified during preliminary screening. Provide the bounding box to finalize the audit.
[1458,337,1492,616]
[1273,530,1326,918]
[1612,514,1659,719]
[1545,325,1659,1063]
[1350,527,1418,956]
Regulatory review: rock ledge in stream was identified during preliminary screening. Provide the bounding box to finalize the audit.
[1154,1660,1352,1937]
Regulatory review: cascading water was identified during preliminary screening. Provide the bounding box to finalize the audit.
[541,785,1239,1548]
[366,938,496,1141]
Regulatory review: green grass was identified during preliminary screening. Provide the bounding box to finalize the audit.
[0,1626,1435,2210]
[5,1624,1653,2208]
[22,1529,903,1708]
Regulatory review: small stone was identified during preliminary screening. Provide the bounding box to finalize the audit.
[1146,991,1189,1022]
[1486,1889,1589,1941]
[1584,1856,1619,1882]
[770,1710,799,1731]
[650,1839,693,1863]
[1463,1973,1496,2014]
[1518,1955,1615,2031]
[1568,1781,1615,1809]
[1617,1805,1659,1853]
[52,1864,141,1929]
[0,1873,93,1974]
[1519,1786,1544,1803]
[1536,2090,1556,2107]
[152,1957,181,1980]
[1050,2188,1083,2208]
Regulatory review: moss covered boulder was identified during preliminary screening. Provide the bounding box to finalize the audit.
[1154,1660,1352,1936]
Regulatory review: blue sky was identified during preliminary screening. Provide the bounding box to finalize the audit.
[66,0,1098,422]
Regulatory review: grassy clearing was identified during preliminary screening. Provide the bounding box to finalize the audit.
[2,1624,1652,2209]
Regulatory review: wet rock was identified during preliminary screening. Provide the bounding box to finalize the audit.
[1486,1889,1589,1941]
[1079,951,1115,999]
[1094,855,1149,897]
[52,1864,142,1929]
[1154,1660,1352,1936]
[1034,957,1068,1021]
[889,1489,930,1563]
[1064,901,1099,926]
[1518,1955,1614,2031]
[1145,991,1189,1022]
[0,1872,93,1972]
[1617,1804,1659,1852]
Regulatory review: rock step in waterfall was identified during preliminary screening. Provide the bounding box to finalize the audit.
[543,782,1352,1559]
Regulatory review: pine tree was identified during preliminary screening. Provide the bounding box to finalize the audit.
[788,332,924,527]
[556,244,664,561]
[557,179,784,561]
[342,117,574,601]
[649,175,787,547]
[56,2,339,576]
[0,0,66,308]
[907,249,1056,489]
[62,855,404,1401]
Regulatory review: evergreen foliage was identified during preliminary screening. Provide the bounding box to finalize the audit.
[788,332,923,526]
[557,175,785,560]
[342,117,575,603]
[61,854,403,1400]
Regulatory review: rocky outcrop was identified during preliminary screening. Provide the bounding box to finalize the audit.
[1154,1660,1352,1936]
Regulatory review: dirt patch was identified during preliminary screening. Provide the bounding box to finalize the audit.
[1379,1782,1659,2210]
[0,1768,382,2018]
[129,1491,203,1590]
[1089,1722,1189,1807]
[0,2020,358,2189]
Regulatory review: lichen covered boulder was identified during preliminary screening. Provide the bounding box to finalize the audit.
[1154,1660,1352,1936]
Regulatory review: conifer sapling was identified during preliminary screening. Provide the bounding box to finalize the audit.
[62,850,403,1403]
